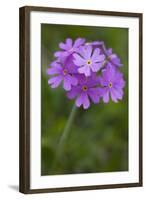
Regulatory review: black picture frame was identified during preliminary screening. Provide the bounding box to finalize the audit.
[19,6,143,194]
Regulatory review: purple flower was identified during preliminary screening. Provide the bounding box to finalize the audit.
[47,58,78,91]
[47,38,125,109]
[54,38,85,59]
[73,46,105,77]
[100,64,125,103]
[67,74,100,109]
[85,41,122,67]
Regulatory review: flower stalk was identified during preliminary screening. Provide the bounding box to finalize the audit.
[51,104,77,170]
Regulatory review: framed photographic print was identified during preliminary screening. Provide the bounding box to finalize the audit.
[19,6,143,194]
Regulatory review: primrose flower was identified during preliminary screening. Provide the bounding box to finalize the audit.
[100,64,125,103]
[67,74,101,109]
[73,46,105,77]
[54,38,85,59]
[86,41,123,67]
[47,37,125,109]
[47,58,78,91]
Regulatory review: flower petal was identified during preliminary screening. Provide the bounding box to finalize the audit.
[77,46,88,58]
[88,88,100,104]
[102,63,116,82]
[75,93,84,107]
[47,65,62,75]
[109,54,123,67]
[110,91,118,102]
[103,89,110,103]
[54,51,62,58]
[73,54,85,66]
[110,88,123,102]
[78,66,91,77]
[67,86,80,99]
[86,73,100,87]
[69,75,78,86]
[59,42,68,50]
[91,62,103,72]
[75,92,90,109]
[114,75,125,89]
[48,76,62,88]
[91,48,100,59]
[86,45,92,58]
[54,51,69,58]
[114,80,125,89]
[63,75,74,91]
[64,74,78,86]
[83,93,90,109]
[106,48,113,56]
[92,48,105,62]
[73,38,85,48]
[95,55,105,63]
[66,38,73,49]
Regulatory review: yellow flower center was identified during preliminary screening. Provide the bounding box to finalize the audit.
[82,85,88,91]
[86,59,92,65]
[108,82,113,88]
[63,69,68,75]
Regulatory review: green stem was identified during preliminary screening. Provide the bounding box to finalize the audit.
[51,104,77,170]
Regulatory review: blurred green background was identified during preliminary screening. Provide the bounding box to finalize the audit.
[41,24,128,175]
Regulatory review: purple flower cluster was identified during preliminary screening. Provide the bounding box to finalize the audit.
[47,38,125,109]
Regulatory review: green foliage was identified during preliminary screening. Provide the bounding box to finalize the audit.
[41,24,128,175]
